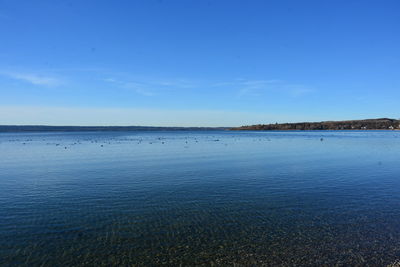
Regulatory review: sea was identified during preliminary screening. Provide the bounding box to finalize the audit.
[1,130,400,266]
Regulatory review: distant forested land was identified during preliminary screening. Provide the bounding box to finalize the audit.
[232,118,400,131]
[2,118,399,132]
[0,125,226,133]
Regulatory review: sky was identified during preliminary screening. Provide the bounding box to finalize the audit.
[0,0,399,126]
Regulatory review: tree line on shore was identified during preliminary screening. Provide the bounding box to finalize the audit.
[232,118,400,130]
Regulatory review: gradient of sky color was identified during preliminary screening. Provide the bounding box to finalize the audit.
[0,0,399,126]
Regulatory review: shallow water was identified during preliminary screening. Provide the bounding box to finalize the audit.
[1,130,400,266]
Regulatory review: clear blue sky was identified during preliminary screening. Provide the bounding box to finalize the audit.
[0,0,399,126]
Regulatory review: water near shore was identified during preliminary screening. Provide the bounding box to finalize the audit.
[1,130,400,266]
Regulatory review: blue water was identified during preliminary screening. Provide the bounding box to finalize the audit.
[1,131,400,266]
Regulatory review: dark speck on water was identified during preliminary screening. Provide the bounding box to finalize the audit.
[1,130,400,266]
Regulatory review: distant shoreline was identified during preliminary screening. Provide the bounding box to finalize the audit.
[0,125,228,133]
[1,118,399,133]
[231,118,400,131]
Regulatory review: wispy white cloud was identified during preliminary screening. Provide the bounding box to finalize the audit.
[103,75,201,96]
[288,86,315,97]
[213,79,315,98]
[102,75,315,99]
[1,66,315,100]
[103,77,155,96]
[237,80,280,97]
[104,75,199,93]
[212,79,280,88]
[155,79,198,89]
[1,72,62,86]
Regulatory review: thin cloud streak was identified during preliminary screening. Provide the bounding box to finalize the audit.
[231,80,315,98]
[0,67,315,99]
[1,72,62,86]
[101,75,314,98]
[102,76,201,96]
[103,77,155,96]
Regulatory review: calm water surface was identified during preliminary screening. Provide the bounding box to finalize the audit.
[1,131,400,266]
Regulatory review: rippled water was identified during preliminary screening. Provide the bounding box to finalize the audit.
[1,130,400,266]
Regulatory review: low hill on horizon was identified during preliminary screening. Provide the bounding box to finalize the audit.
[232,118,400,131]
